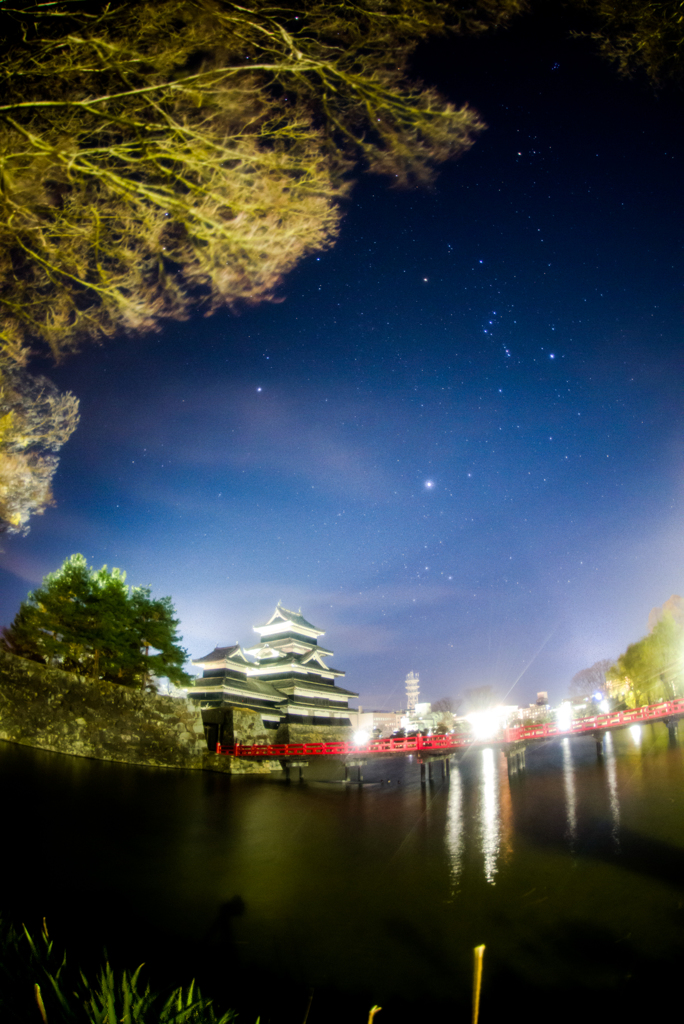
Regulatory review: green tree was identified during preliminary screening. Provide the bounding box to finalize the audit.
[575,0,684,84]
[1,553,191,687]
[606,612,684,706]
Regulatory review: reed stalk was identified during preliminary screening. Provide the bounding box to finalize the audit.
[472,944,486,1024]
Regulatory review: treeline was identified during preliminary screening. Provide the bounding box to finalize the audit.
[571,601,684,708]
[0,554,190,689]
[606,611,684,707]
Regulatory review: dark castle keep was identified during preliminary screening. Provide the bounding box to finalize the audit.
[188,604,357,743]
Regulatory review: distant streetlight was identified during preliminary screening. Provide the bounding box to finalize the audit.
[556,702,573,732]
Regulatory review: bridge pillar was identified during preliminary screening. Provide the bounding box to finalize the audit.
[665,717,679,745]
[506,746,526,776]
[594,730,605,758]
[420,762,426,784]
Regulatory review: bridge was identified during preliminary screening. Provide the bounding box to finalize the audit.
[215,696,684,779]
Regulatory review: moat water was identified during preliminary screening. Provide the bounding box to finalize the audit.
[3,725,684,1024]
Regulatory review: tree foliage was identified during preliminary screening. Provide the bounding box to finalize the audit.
[432,695,461,730]
[432,695,462,714]
[1,553,191,687]
[606,612,684,706]
[0,0,525,366]
[0,0,526,534]
[576,1,684,84]
[569,658,612,699]
[463,685,494,712]
[0,363,79,535]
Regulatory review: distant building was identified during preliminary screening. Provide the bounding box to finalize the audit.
[516,702,551,722]
[405,671,420,712]
[189,604,358,743]
[402,700,437,733]
[353,709,403,737]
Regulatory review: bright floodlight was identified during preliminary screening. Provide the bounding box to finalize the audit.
[599,700,610,713]
[353,730,370,746]
[629,724,641,743]
[467,709,501,741]
[556,702,573,732]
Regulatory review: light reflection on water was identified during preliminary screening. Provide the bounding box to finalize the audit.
[2,728,684,1024]
[446,748,513,885]
[479,747,500,883]
[445,762,463,890]
[603,731,621,844]
[561,737,577,845]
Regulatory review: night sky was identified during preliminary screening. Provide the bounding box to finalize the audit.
[0,9,682,710]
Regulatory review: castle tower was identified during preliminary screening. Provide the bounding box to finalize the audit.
[189,603,358,745]
[405,671,420,712]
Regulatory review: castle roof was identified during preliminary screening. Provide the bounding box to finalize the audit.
[244,637,334,662]
[191,644,250,668]
[253,603,324,641]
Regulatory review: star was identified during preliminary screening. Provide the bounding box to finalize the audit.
[424,480,434,489]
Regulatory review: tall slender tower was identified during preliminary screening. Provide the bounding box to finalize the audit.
[405,671,420,712]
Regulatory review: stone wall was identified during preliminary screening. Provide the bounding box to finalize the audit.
[0,650,269,774]
[201,705,273,747]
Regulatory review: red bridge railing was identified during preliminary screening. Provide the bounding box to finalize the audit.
[215,696,684,758]
[217,731,468,759]
[504,696,684,743]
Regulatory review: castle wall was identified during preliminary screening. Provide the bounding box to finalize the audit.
[0,650,269,774]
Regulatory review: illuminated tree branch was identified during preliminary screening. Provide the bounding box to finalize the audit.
[0,0,524,531]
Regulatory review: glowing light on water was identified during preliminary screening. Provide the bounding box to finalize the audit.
[561,738,577,844]
[445,764,464,891]
[479,748,501,884]
[630,724,641,744]
[604,732,620,845]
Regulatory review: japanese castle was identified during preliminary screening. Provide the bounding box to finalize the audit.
[189,604,357,739]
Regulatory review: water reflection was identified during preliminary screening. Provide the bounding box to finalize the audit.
[480,747,500,884]
[604,732,621,845]
[561,738,577,846]
[498,753,514,866]
[445,763,464,891]
[5,736,684,1023]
